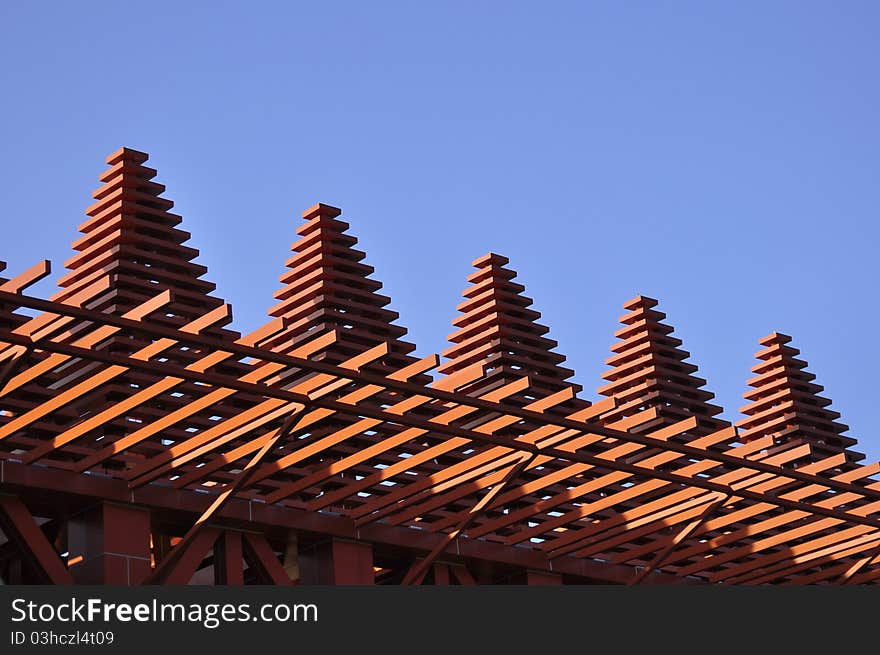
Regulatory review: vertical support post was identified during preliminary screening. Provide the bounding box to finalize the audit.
[299,538,374,585]
[68,503,152,585]
[153,533,172,566]
[214,530,244,585]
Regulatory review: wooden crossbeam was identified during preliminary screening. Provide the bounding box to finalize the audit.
[24,304,233,464]
[629,494,730,585]
[143,406,309,584]
[130,402,308,486]
[1,289,174,400]
[1,298,880,564]
[306,384,581,515]
[840,542,880,584]
[0,260,51,294]
[545,439,813,560]
[597,451,871,568]
[732,531,880,585]
[719,528,880,585]
[679,467,871,576]
[401,452,536,585]
[610,449,845,566]
[2,320,878,538]
[3,261,878,586]
[467,416,702,544]
[417,410,666,537]
[126,335,374,487]
[2,287,875,509]
[779,546,880,585]
[0,276,113,363]
[698,515,880,581]
[377,408,643,530]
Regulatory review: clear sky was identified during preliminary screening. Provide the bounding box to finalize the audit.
[1,2,877,462]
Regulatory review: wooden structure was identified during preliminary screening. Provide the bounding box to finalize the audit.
[0,147,877,586]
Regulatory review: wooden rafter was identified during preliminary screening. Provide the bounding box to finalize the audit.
[1,150,878,586]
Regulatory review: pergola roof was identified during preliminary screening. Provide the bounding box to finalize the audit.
[0,147,877,585]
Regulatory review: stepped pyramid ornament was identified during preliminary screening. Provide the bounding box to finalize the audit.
[737,332,864,467]
[262,202,421,373]
[53,147,236,338]
[437,253,584,410]
[251,203,427,509]
[597,295,728,436]
[17,147,246,470]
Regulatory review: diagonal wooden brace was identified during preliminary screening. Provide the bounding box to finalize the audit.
[401,452,536,585]
[629,493,730,585]
[143,405,309,584]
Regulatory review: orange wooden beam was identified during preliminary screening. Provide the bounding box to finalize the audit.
[142,406,308,584]
[629,494,730,585]
[401,452,535,585]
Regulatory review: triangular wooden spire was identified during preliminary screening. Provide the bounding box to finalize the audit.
[52,147,235,338]
[241,203,428,511]
[737,332,863,467]
[437,253,584,408]
[10,148,246,471]
[261,202,421,371]
[597,295,728,435]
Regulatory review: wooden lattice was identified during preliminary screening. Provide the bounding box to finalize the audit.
[0,147,878,586]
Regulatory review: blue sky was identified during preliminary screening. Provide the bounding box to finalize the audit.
[1,2,878,461]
